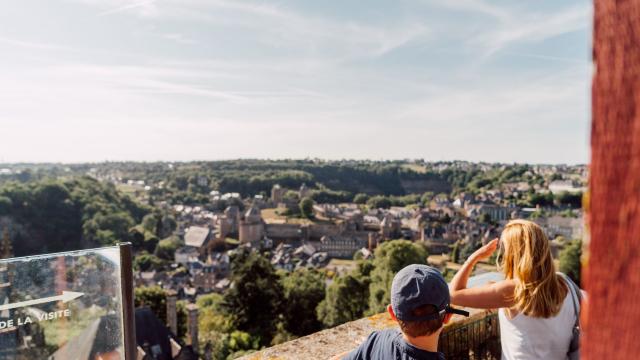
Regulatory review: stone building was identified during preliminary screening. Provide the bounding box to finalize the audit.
[314,235,367,258]
[469,203,510,222]
[239,206,264,244]
[184,226,213,258]
[271,184,286,204]
[193,264,217,292]
[224,206,240,234]
[380,214,401,240]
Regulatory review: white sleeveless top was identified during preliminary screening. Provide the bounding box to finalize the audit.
[498,290,575,360]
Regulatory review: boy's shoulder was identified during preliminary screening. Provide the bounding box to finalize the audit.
[343,329,445,360]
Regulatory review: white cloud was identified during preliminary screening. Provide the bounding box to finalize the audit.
[72,0,159,17]
[162,33,197,45]
[73,0,430,61]
[423,0,511,21]
[403,67,587,120]
[472,4,591,57]
[0,37,68,51]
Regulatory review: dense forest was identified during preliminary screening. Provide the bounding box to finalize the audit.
[0,177,149,256]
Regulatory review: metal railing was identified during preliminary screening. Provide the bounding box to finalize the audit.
[440,312,501,360]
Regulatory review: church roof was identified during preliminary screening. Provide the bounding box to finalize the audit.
[184,226,210,248]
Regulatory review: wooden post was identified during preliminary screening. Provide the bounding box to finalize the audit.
[586,0,640,357]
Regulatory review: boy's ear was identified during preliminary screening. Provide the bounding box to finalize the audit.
[443,313,453,324]
[387,304,398,322]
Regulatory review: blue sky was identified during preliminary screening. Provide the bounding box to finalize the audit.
[0,0,592,164]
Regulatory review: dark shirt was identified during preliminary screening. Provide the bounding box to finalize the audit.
[342,329,445,360]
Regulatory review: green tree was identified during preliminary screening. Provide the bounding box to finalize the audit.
[367,196,392,209]
[420,192,434,206]
[155,235,183,261]
[555,191,583,208]
[529,192,554,207]
[221,249,283,346]
[280,268,325,336]
[129,225,159,253]
[159,214,177,238]
[478,213,492,224]
[197,294,234,360]
[270,321,296,346]
[368,240,428,314]
[134,252,164,271]
[559,239,582,286]
[317,260,373,327]
[134,286,167,323]
[299,197,314,219]
[353,193,369,204]
[284,190,299,201]
[0,196,11,216]
[83,211,135,245]
[0,180,108,255]
[141,213,160,234]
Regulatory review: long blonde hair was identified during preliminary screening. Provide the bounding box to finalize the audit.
[498,219,567,318]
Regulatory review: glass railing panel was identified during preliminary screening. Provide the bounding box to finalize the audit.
[0,244,134,360]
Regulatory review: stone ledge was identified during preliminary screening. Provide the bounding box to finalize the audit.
[239,307,495,360]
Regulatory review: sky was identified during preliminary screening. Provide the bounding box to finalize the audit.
[0,0,592,164]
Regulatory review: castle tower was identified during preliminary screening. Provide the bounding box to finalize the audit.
[239,206,264,244]
[271,184,285,204]
[224,206,240,234]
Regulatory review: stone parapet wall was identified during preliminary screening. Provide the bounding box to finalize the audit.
[239,307,497,360]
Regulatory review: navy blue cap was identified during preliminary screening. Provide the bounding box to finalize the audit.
[391,264,469,321]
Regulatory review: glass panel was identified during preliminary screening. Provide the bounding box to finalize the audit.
[0,246,126,360]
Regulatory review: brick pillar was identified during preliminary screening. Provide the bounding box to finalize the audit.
[586,0,640,358]
[166,290,177,336]
[187,303,199,354]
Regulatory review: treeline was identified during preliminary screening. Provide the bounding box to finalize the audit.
[134,240,428,359]
[83,160,452,204]
[1,161,583,208]
[441,164,544,194]
[0,177,150,256]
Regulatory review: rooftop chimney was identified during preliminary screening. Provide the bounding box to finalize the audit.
[187,303,199,354]
[166,290,178,336]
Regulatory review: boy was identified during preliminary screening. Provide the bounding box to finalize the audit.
[336,264,468,360]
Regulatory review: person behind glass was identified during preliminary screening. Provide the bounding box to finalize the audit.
[449,219,581,360]
[335,264,469,360]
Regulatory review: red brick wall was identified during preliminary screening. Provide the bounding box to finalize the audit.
[586,0,640,357]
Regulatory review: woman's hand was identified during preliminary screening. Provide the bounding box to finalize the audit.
[469,238,498,262]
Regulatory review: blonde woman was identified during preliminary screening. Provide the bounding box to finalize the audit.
[449,219,579,360]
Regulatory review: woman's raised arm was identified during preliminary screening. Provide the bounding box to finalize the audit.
[448,238,515,309]
[450,279,515,309]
